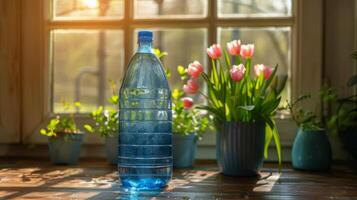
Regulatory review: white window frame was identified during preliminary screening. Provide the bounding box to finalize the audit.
[19,0,323,160]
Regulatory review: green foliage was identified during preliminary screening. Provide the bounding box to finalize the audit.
[330,96,357,132]
[172,89,213,137]
[286,88,339,131]
[152,48,168,59]
[84,81,119,138]
[286,94,323,131]
[153,48,171,78]
[40,101,81,137]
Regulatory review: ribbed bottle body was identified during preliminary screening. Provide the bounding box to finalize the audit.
[118,52,172,190]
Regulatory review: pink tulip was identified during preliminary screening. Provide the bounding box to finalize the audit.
[230,64,246,82]
[207,44,222,59]
[183,79,200,94]
[254,64,274,80]
[240,44,255,58]
[181,97,194,109]
[227,40,241,55]
[187,61,204,78]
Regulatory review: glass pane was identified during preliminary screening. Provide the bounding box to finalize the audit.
[218,0,292,17]
[218,27,291,102]
[133,28,207,100]
[134,0,207,18]
[52,29,124,113]
[53,0,124,20]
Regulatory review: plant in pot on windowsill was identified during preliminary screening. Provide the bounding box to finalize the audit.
[84,85,119,165]
[286,93,333,171]
[180,40,287,176]
[171,87,212,168]
[40,101,84,165]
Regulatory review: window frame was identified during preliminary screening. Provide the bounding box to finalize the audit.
[21,0,323,161]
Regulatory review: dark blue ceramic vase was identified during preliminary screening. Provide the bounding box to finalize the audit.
[216,121,265,176]
[173,134,197,168]
[292,128,331,171]
[48,133,84,165]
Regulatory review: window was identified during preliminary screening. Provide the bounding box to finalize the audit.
[22,0,324,159]
[49,0,293,114]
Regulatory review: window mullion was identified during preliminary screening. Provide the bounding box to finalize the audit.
[208,0,217,74]
[124,0,133,69]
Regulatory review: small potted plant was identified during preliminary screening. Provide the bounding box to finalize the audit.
[84,83,119,164]
[40,101,84,165]
[172,87,212,168]
[180,40,287,176]
[286,93,332,171]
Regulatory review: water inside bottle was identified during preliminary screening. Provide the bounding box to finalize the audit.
[118,31,172,190]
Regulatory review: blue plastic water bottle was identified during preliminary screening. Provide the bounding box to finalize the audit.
[118,31,172,190]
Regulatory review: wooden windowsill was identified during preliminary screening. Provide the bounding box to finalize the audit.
[0,158,356,199]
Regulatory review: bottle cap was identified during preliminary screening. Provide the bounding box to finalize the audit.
[138,31,153,42]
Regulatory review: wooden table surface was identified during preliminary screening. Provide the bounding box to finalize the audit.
[0,159,356,200]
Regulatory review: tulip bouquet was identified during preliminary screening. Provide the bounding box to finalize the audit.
[180,40,287,162]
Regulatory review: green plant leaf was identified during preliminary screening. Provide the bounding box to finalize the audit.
[47,119,59,130]
[263,120,282,170]
[165,68,171,78]
[84,124,94,133]
[152,48,168,59]
[197,106,224,122]
[223,49,231,69]
[74,102,81,107]
[40,129,47,135]
[276,74,288,95]
[272,122,282,168]
[177,65,186,75]
[108,95,119,105]
[238,105,255,111]
[264,124,273,159]
[210,59,220,89]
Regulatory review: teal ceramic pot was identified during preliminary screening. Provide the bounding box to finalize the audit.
[48,133,84,165]
[173,134,197,168]
[292,128,331,171]
[105,133,119,164]
[216,121,265,176]
[340,126,357,159]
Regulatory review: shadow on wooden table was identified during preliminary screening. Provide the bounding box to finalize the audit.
[1,159,356,199]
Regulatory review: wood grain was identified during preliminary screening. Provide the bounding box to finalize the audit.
[0,0,21,143]
[0,159,356,199]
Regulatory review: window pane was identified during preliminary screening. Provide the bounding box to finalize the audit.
[133,28,207,97]
[134,0,207,18]
[218,27,291,102]
[52,30,124,113]
[218,0,292,17]
[53,0,124,20]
